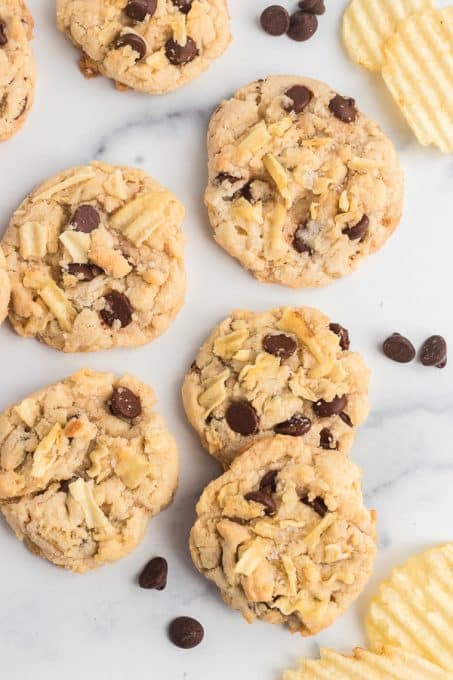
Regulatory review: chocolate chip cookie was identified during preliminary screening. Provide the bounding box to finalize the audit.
[0,369,179,572]
[2,161,186,352]
[0,0,35,141]
[182,307,370,468]
[205,75,404,287]
[0,245,11,324]
[56,0,231,94]
[190,435,377,635]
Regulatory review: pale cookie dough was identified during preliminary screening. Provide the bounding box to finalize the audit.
[0,369,179,572]
[205,75,404,287]
[2,161,186,352]
[56,0,231,94]
[182,307,370,468]
[0,245,11,323]
[190,436,377,635]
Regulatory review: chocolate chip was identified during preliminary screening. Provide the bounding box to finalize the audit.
[301,494,328,517]
[339,412,353,427]
[260,5,290,36]
[320,428,336,450]
[420,335,447,368]
[329,323,350,351]
[313,395,348,417]
[70,205,100,233]
[259,470,278,493]
[59,477,78,493]
[244,490,276,515]
[165,37,198,65]
[0,21,7,46]
[139,557,168,590]
[125,0,157,20]
[263,333,297,359]
[293,228,314,255]
[101,291,133,328]
[110,386,142,420]
[329,94,358,123]
[172,0,193,13]
[274,413,312,436]
[287,11,318,41]
[298,0,325,14]
[67,263,104,282]
[115,33,147,60]
[215,172,239,185]
[225,401,259,436]
[285,85,313,113]
[238,181,255,203]
[382,333,416,364]
[169,617,204,649]
[343,215,369,241]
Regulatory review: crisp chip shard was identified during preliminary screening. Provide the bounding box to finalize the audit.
[381,8,453,153]
[235,537,269,576]
[236,121,271,163]
[69,479,114,534]
[38,281,76,331]
[263,154,292,207]
[31,423,63,477]
[32,169,96,202]
[366,543,453,672]
[264,203,287,260]
[14,398,39,428]
[115,448,151,489]
[213,329,249,359]
[59,231,91,263]
[231,197,264,225]
[342,0,434,72]
[172,12,187,45]
[19,222,48,259]
[198,369,230,419]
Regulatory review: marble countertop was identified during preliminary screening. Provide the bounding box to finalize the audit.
[1,1,452,678]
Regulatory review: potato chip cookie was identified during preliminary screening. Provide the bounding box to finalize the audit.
[56,0,231,94]
[205,75,404,287]
[182,307,370,468]
[2,161,186,352]
[190,436,377,635]
[0,369,179,572]
[0,245,11,324]
[0,0,35,140]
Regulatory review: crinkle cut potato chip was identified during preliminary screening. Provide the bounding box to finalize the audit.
[382,7,453,153]
[366,543,453,672]
[342,0,434,72]
[284,646,453,680]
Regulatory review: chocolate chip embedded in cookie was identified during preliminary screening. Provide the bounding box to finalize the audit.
[189,436,377,635]
[182,306,370,468]
[2,161,186,352]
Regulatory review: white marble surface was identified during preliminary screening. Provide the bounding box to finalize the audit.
[1,1,452,678]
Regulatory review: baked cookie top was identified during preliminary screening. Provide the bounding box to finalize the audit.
[182,307,370,468]
[0,245,11,324]
[205,75,404,287]
[190,436,377,636]
[0,369,179,572]
[2,161,186,352]
[0,0,35,141]
[56,0,231,94]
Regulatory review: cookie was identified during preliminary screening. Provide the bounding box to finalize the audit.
[2,161,186,352]
[205,75,404,287]
[0,369,179,572]
[56,0,231,95]
[190,435,377,635]
[182,307,370,468]
[0,0,35,141]
[0,245,11,324]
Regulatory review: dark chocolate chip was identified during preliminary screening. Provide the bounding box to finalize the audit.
[139,557,168,590]
[169,617,204,649]
[172,0,193,13]
[165,37,198,65]
[298,0,325,14]
[67,263,104,282]
[343,215,369,241]
[287,11,318,41]
[263,333,297,359]
[274,413,312,436]
[70,205,100,233]
[0,20,7,46]
[124,0,157,20]
[339,412,353,427]
[239,180,255,203]
[225,401,259,436]
[329,323,350,351]
[329,94,358,123]
[420,335,448,368]
[301,494,328,517]
[285,85,313,113]
[319,428,336,450]
[215,172,239,185]
[115,33,147,60]
[382,333,416,364]
[293,227,314,255]
[244,490,276,515]
[110,386,142,420]
[259,470,278,493]
[101,290,133,328]
[313,395,348,417]
[260,5,290,36]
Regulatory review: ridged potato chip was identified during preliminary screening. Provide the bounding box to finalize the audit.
[366,544,453,671]
[284,646,453,679]
[342,0,434,72]
[382,8,453,153]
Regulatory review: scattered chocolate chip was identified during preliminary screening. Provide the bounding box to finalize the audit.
[301,494,328,517]
[298,0,325,14]
[139,557,168,590]
[244,490,276,515]
[285,85,313,113]
[70,205,100,233]
[320,428,336,450]
[339,412,353,427]
[329,94,358,123]
[293,227,314,255]
[420,335,447,368]
[287,11,318,41]
[259,470,278,493]
[329,323,350,351]
[67,263,104,282]
[172,0,193,13]
[260,5,290,36]
[313,395,348,417]
[274,413,312,436]
[165,37,198,65]
[0,20,7,46]
[263,333,297,359]
[382,333,416,364]
[343,215,369,241]
[115,33,147,60]
[225,401,259,436]
[110,386,142,420]
[124,0,157,20]
[169,617,204,649]
[101,290,133,328]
